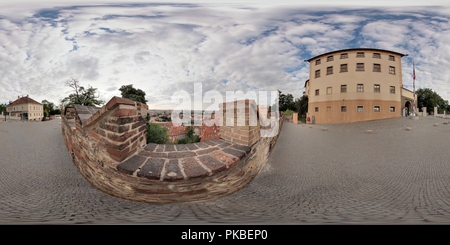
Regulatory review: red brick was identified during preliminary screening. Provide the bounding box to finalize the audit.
[197,154,227,174]
[209,150,239,169]
[111,108,138,117]
[88,131,100,140]
[105,96,136,110]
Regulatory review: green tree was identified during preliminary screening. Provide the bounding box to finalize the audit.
[294,95,308,119]
[42,99,55,116]
[278,90,295,112]
[147,122,170,144]
[176,126,200,144]
[60,78,105,107]
[0,104,6,115]
[416,88,449,114]
[119,84,147,104]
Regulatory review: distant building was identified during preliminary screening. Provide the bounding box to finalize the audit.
[305,48,415,124]
[6,95,44,121]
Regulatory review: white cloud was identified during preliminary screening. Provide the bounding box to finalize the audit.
[1,2,450,108]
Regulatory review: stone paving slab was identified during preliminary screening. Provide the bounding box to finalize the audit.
[117,139,249,181]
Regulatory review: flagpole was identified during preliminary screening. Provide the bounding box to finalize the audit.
[412,61,416,117]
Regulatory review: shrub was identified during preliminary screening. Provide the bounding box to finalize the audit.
[146,123,169,144]
[284,109,294,116]
[176,126,200,144]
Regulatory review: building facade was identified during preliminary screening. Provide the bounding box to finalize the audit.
[6,95,44,121]
[305,48,415,124]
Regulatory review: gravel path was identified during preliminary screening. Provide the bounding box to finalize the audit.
[1,116,450,224]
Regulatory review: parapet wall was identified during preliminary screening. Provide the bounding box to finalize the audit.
[61,96,284,203]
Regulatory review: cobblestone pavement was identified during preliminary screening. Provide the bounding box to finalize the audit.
[1,117,450,224]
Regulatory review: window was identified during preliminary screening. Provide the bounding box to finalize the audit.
[340,53,348,59]
[374,106,380,112]
[356,63,364,71]
[341,85,347,93]
[357,84,364,92]
[374,84,380,93]
[373,64,381,72]
[327,87,332,94]
[315,89,319,96]
[327,66,333,75]
[356,52,365,57]
[315,107,319,112]
[341,106,347,112]
[373,53,381,58]
[327,106,331,112]
[389,66,395,74]
[327,55,334,62]
[315,59,321,65]
[357,106,364,112]
[315,69,321,78]
[390,106,395,112]
[340,64,348,72]
[390,86,395,94]
[389,55,395,61]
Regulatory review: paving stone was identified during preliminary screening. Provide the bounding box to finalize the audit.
[162,159,183,181]
[144,143,158,152]
[194,142,209,148]
[197,155,227,174]
[168,151,197,158]
[185,143,199,150]
[137,158,166,180]
[175,144,188,151]
[181,157,209,179]
[230,144,251,153]
[164,144,176,152]
[117,155,147,175]
[196,147,220,155]
[222,148,246,160]
[210,150,239,168]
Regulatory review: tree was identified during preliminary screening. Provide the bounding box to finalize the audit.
[119,84,147,104]
[176,126,200,144]
[0,104,6,115]
[146,122,170,144]
[278,90,295,112]
[42,100,55,116]
[60,78,104,107]
[416,88,449,114]
[294,95,308,119]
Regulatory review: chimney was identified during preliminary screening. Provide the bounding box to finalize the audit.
[26,94,29,97]
[18,96,20,99]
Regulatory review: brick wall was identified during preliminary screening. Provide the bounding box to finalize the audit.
[61,97,284,203]
[62,96,147,171]
[218,99,260,146]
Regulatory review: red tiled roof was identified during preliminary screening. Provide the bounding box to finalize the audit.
[7,96,42,106]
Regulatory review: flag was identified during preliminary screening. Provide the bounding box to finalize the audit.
[413,61,416,80]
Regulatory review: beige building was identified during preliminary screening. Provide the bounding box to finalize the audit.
[6,95,44,121]
[305,48,415,124]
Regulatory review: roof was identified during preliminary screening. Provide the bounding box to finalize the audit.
[306,48,408,62]
[7,96,42,106]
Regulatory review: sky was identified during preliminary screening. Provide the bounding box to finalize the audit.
[1,0,450,109]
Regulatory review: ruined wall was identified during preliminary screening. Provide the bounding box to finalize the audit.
[61,97,284,203]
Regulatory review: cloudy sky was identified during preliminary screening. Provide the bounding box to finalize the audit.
[1,0,450,109]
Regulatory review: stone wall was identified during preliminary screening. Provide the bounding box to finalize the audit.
[61,97,284,203]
